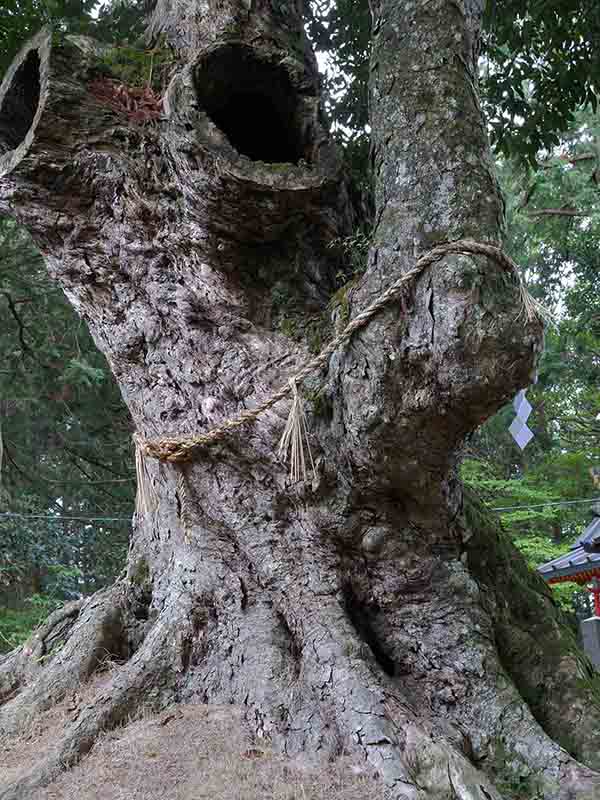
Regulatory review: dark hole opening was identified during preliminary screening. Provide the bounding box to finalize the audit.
[195,46,306,164]
[0,49,41,155]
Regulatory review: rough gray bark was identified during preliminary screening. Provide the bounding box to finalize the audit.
[2,2,600,799]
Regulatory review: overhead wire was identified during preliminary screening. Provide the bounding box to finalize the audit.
[491,497,600,512]
[0,511,131,522]
[0,497,599,521]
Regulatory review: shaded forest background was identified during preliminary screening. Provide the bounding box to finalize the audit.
[1,0,599,651]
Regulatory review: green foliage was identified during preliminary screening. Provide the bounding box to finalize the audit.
[0,604,47,652]
[0,218,133,616]
[483,0,599,163]
[279,315,298,338]
[0,587,69,652]
[495,110,600,454]
[0,0,148,80]
[328,230,370,284]
[0,0,97,77]
[461,453,592,536]
[461,108,600,616]
[306,0,370,153]
[306,0,600,171]
[0,0,98,76]
[462,436,595,614]
[94,40,173,92]
[61,357,106,388]
[92,0,147,45]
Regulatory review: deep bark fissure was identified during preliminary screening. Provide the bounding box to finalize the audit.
[275,610,303,678]
[342,579,397,677]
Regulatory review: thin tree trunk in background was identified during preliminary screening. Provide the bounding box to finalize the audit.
[1,3,600,799]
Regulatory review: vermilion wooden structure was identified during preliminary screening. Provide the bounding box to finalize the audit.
[538,507,600,615]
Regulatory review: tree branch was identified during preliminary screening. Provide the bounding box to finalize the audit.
[66,455,132,503]
[61,443,132,479]
[1,290,37,359]
[2,447,67,514]
[528,208,588,218]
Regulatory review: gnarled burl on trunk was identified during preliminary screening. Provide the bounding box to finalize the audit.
[1,2,600,799]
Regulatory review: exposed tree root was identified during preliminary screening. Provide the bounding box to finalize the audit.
[0,594,192,800]
[2,557,600,800]
[0,599,83,705]
[278,595,505,800]
[338,526,600,797]
[0,585,126,736]
[4,497,600,800]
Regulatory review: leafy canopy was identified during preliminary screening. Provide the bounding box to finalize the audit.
[306,0,600,163]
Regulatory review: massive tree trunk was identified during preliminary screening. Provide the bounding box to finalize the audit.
[2,2,600,799]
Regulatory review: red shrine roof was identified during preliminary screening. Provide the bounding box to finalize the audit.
[538,508,600,585]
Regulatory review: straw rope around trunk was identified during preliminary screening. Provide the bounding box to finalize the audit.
[134,239,549,486]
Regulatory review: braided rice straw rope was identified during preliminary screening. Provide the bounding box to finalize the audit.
[134,239,549,486]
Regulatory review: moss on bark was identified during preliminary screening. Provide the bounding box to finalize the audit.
[464,488,600,770]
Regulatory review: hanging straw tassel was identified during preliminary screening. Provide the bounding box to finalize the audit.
[134,434,158,517]
[135,241,551,474]
[278,379,315,483]
[517,281,555,326]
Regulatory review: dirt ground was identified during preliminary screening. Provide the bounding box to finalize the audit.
[1,672,385,800]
